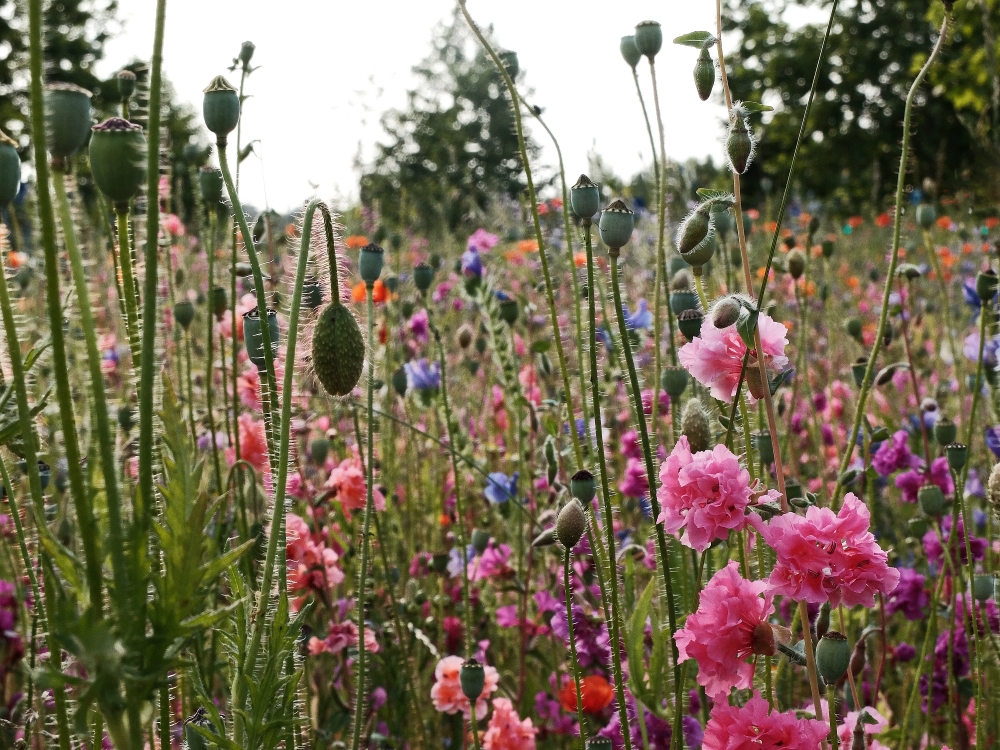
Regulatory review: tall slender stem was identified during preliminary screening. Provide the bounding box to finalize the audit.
[459,0,582,467]
[832,14,950,505]
[563,552,588,750]
[115,208,142,364]
[205,210,224,489]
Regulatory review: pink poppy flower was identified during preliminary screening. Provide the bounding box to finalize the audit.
[678,311,788,403]
[675,562,776,700]
[657,436,768,552]
[430,655,499,719]
[703,692,828,749]
[225,414,269,474]
[483,697,537,750]
[750,492,900,608]
[326,453,386,514]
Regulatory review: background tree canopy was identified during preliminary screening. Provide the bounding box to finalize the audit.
[359,11,538,238]
[723,0,1000,213]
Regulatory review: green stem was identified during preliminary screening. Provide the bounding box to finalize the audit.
[582,222,632,750]
[115,207,142,365]
[205,211,224,490]
[827,685,839,750]
[833,14,950,506]
[564,552,588,749]
[184,329,197,444]
[459,0,582,467]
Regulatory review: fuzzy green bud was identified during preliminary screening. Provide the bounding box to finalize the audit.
[677,203,712,256]
[660,365,689,398]
[918,483,945,516]
[312,302,365,397]
[726,112,754,174]
[694,46,715,101]
[681,399,711,453]
[556,499,587,550]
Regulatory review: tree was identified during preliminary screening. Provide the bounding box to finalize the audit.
[360,10,538,237]
[722,0,997,213]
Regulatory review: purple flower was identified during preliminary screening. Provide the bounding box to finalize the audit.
[986,426,1000,458]
[885,567,928,620]
[963,331,1000,367]
[922,515,987,569]
[622,299,653,330]
[403,358,440,391]
[894,642,917,662]
[461,248,483,278]
[895,456,954,503]
[407,308,429,342]
[484,471,518,504]
[872,430,920,476]
[550,605,610,668]
[618,457,648,499]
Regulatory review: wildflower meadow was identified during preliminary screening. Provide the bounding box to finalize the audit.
[0,1,998,750]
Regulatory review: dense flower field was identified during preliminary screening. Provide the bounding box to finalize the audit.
[0,2,997,750]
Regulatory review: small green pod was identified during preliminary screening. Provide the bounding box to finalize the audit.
[89,118,147,206]
[44,82,93,159]
[634,20,663,58]
[202,75,241,139]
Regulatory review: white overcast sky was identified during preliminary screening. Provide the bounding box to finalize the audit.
[97,0,782,213]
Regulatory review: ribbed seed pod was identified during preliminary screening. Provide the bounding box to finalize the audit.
[202,75,241,139]
[816,631,851,683]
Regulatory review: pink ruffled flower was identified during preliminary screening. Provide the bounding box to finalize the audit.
[750,492,900,608]
[483,697,537,750]
[618,458,648,499]
[326,453,386,515]
[225,414,270,474]
[657,436,765,552]
[307,620,378,656]
[675,562,775,700]
[468,542,512,581]
[678,312,788,403]
[430,655,500,719]
[285,513,345,603]
[703,692,828,750]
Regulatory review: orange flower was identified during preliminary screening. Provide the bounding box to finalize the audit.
[517,239,539,253]
[574,252,587,267]
[847,276,860,290]
[936,216,952,230]
[847,216,864,228]
[351,279,388,303]
[345,235,369,249]
[558,675,615,714]
[504,249,526,265]
[874,213,891,228]
[962,242,973,255]
[986,217,999,229]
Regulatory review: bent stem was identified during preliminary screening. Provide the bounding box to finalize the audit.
[459,0,583,467]
[832,14,950,506]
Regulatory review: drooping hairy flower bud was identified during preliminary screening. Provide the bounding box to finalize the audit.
[787,249,805,279]
[681,399,711,453]
[816,631,851,683]
[620,35,642,69]
[726,107,755,174]
[89,118,148,206]
[670,268,693,291]
[312,302,365,397]
[693,46,715,100]
[745,357,767,400]
[677,203,713,256]
[634,20,663,58]
[0,131,20,207]
[712,296,742,328]
[571,174,600,220]
[203,75,240,140]
[44,82,93,159]
[555,499,587,550]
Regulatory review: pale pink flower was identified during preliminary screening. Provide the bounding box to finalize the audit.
[307,621,378,655]
[657,436,766,551]
[326,453,386,514]
[163,213,185,236]
[430,655,500,719]
[750,492,900,608]
[483,697,537,750]
[678,312,789,403]
[675,562,775,700]
[285,513,345,602]
[703,691,828,750]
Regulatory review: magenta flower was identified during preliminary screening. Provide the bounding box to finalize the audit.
[678,312,789,403]
[895,456,953,502]
[885,567,929,621]
[467,228,500,253]
[408,308,429,343]
[702,692,828,750]
[618,457,649,499]
[657,436,766,552]
[750,492,900,608]
[871,430,920,476]
[675,562,775,700]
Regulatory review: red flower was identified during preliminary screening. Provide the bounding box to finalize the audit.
[558,675,615,714]
[875,212,891,228]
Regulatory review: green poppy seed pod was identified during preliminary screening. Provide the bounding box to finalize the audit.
[312,302,365,397]
[599,200,635,250]
[945,442,968,471]
[117,69,136,100]
[845,317,863,342]
[413,263,435,293]
[660,365,689,398]
[681,399,711,453]
[976,269,998,301]
[118,405,134,433]
[634,20,662,58]
[670,290,699,315]
[310,437,329,466]
[0,132,21,207]
[302,279,324,310]
[203,76,240,140]
[712,296,742,328]
[694,47,715,101]
[727,115,754,174]
[89,118,148,206]
[460,659,486,704]
[44,82,93,159]
[677,204,712,255]
[173,301,195,330]
[239,41,256,67]
[199,166,224,205]
[471,529,491,555]
[359,243,384,287]
[556,499,587,550]
[918,483,945,516]
[384,276,399,294]
[499,298,519,326]
[917,203,936,229]
[391,366,408,397]
[817,632,852,686]
[620,35,642,69]
[243,307,278,370]
[677,309,704,341]
[785,478,804,500]
[571,174,600,220]
[851,358,870,388]
[787,249,805,280]
[570,469,597,504]
[753,430,774,465]
[821,239,835,258]
[974,574,996,602]
[499,50,519,79]
[211,286,227,320]
[934,417,957,446]
[586,739,614,750]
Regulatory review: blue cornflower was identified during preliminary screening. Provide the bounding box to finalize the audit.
[461,248,483,278]
[404,359,440,391]
[484,471,518,504]
[622,299,653,330]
